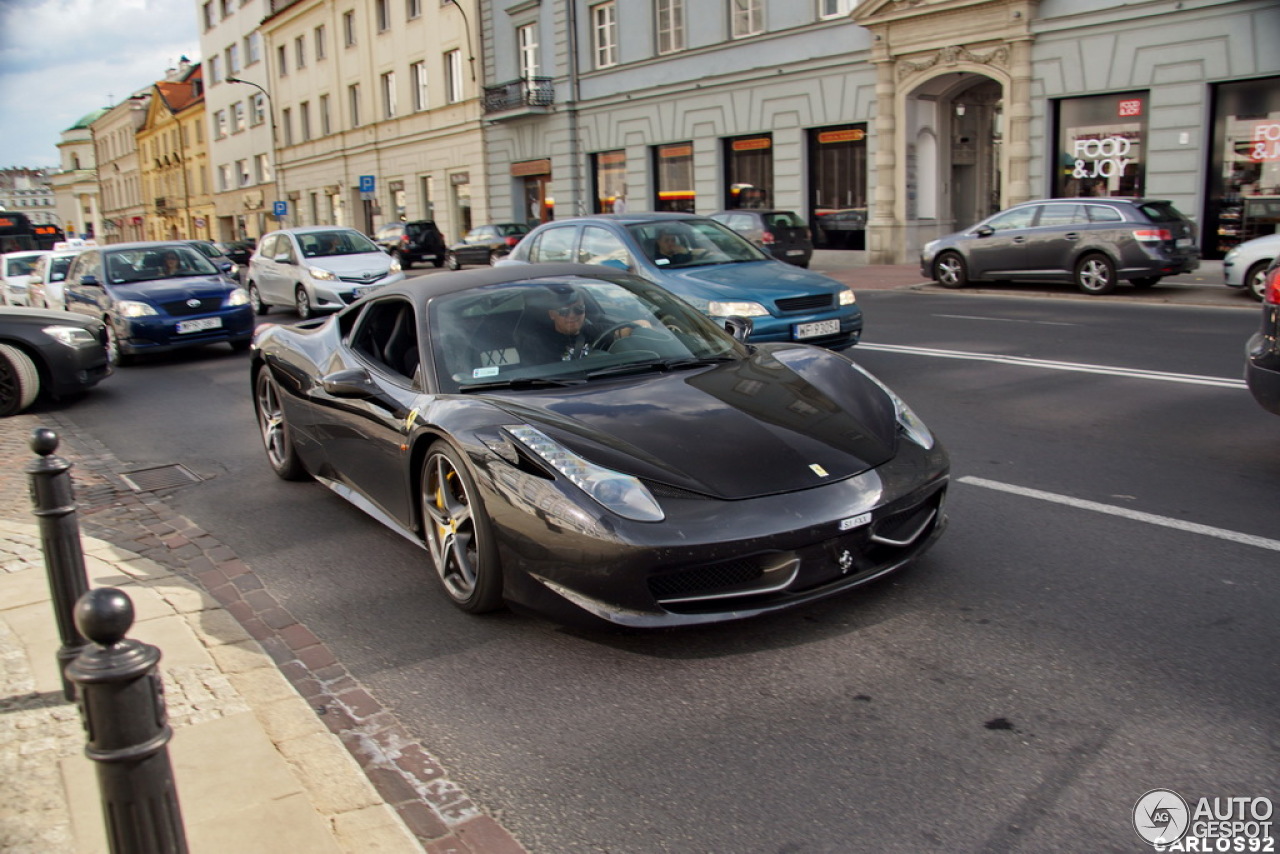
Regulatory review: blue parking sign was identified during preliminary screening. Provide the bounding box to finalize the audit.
[272,201,288,217]
[359,175,376,193]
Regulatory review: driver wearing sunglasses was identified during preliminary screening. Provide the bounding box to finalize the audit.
[517,284,642,364]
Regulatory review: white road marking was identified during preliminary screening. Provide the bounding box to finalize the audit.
[959,476,1280,553]
[933,313,1078,327]
[857,342,1247,389]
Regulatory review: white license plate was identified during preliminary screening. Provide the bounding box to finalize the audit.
[786,249,805,256]
[354,285,378,297]
[1176,238,1192,248]
[176,317,222,334]
[794,319,841,339]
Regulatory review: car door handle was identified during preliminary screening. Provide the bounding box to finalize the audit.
[1012,236,1026,243]
[1064,232,1080,240]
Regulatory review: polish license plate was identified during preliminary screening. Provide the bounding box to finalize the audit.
[354,285,378,297]
[1176,238,1192,248]
[794,319,841,339]
[786,249,805,256]
[176,317,222,334]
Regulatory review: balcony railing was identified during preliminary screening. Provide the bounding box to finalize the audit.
[483,77,555,116]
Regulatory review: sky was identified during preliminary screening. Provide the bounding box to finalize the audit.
[0,0,201,169]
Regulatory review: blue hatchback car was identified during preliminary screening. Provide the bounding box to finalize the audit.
[503,213,862,348]
[63,241,255,364]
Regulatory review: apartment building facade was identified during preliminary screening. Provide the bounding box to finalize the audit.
[253,0,488,245]
[480,0,1280,263]
[93,91,152,244]
[52,109,107,240]
[0,168,59,228]
[138,63,216,242]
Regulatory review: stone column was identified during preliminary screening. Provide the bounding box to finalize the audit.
[1005,37,1034,206]
[869,52,898,264]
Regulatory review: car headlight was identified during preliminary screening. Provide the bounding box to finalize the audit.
[116,299,158,318]
[225,288,251,306]
[838,288,856,306]
[709,300,769,318]
[42,325,97,348]
[307,266,337,281]
[389,260,402,273]
[505,425,665,522]
[849,363,935,449]
[921,240,939,260]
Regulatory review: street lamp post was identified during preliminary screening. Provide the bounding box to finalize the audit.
[226,76,285,228]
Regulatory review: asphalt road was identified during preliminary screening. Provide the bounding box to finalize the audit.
[51,287,1278,853]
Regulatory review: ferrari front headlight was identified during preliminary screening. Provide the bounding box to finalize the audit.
[849,363,935,449]
[505,425,665,522]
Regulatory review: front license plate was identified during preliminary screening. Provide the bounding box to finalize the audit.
[795,319,841,339]
[354,285,379,297]
[176,317,222,334]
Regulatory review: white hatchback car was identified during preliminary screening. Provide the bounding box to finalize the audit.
[247,227,404,319]
[27,248,85,310]
[1223,232,1280,301]
[1,250,50,306]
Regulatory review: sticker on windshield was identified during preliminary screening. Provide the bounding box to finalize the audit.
[473,366,500,378]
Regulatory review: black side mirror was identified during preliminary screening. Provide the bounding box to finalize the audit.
[724,316,753,342]
[975,225,995,238]
[321,368,379,399]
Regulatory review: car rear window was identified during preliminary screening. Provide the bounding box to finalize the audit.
[407,222,439,235]
[764,212,807,229]
[1135,202,1186,223]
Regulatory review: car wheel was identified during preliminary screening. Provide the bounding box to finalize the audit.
[396,250,412,270]
[488,250,507,266]
[1075,254,1117,295]
[248,282,271,315]
[445,252,461,271]
[1245,260,1270,301]
[432,255,445,268]
[254,368,309,481]
[104,321,134,366]
[934,252,969,288]
[0,343,40,417]
[295,285,313,320]
[1131,276,1161,289]
[421,440,502,613]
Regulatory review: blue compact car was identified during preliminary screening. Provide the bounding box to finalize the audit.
[63,241,255,365]
[502,213,862,348]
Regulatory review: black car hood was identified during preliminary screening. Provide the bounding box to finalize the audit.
[487,345,898,500]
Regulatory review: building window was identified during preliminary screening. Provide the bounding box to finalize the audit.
[411,61,428,111]
[592,3,617,69]
[202,1,213,30]
[1054,91,1147,201]
[281,107,293,145]
[232,101,246,133]
[656,0,684,54]
[518,24,539,79]
[381,72,397,118]
[407,0,421,20]
[246,32,262,65]
[236,159,251,188]
[807,124,867,249]
[295,36,306,69]
[723,134,773,209]
[214,110,229,139]
[1207,76,1280,257]
[255,153,272,184]
[226,43,241,75]
[654,142,694,212]
[299,101,311,141]
[818,0,855,18]
[320,94,331,135]
[315,25,326,60]
[445,50,463,104]
[730,0,763,38]
[349,84,361,127]
[209,55,222,84]
[277,45,288,77]
[250,92,266,126]
[592,150,626,213]
[376,0,389,32]
[217,164,231,192]
[220,0,232,18]
[343,10,356,46]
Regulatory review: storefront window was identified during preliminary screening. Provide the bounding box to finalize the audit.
[808,124,867,249]
[724,134,773,209]
[593,150,627,213]
[1207,76,1280,258]
[654,142,694,212]
[1053,92,1148,199]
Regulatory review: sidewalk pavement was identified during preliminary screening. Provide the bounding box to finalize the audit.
[0,412,527,854]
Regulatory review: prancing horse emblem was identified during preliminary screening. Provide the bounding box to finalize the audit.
[838,549,854,574]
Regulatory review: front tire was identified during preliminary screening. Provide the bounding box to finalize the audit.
[254,369,308,481]
[1245,260,1270,301]
[1075,254,1117,295]
[248,282,271,315]
[104,321,134,366]
[445,252,461,271]
[0,343,40,417]
[421,441,503,613]
[934,252,969,288]
[294,285,314,320]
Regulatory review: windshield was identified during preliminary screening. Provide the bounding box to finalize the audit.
[429,273,748,394]
[496,223,529,237]
[4,254,43,276]
[627,220,769,269]
[104,246,220,283]
[189,241,223,258]
[300,230,381,257]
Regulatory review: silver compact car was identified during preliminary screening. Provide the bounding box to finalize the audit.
[1222,232,1280,302]
[921,197,1199,295]
[247,227,404,319]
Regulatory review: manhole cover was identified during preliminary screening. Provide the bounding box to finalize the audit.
[118,464,203,493]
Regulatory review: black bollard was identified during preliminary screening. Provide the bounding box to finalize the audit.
[66,587,189,854]
[26,426,90,700]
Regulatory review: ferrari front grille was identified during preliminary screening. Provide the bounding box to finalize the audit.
[649,559,762,600]
[870,492,942,547]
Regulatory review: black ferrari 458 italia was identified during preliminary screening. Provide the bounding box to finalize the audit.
[250,263,949,627]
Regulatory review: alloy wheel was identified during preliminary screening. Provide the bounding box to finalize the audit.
[423,451,480,602]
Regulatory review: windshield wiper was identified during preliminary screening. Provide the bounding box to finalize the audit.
[459,376,585,393]
[585,355,736,380]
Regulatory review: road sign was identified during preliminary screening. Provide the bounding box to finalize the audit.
[272,201,288,217]
[359,175,376,193]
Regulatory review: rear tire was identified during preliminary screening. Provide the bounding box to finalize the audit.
[432,255,445,268]
[295,285,313,320]
[0,343,40,417]
[421,440,503,613]
[1075,254,1117,295]
[934,252,968,288]
[1245,260,1270,301]
[396,250,412,270]
[254,369,309,481]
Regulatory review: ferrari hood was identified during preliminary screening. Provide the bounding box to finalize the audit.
[490,345,899,500]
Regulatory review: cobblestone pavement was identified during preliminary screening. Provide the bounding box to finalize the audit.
[0,410,526,854]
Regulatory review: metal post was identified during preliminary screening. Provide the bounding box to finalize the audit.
[26,426,89,700]
[66,587,189,854]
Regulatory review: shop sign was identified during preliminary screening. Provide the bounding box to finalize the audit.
[1118,99,1143,117]
[659,144,693,159]
[1070,134,1138,180]
[510,160,549,177]
[1250,122,1280,162]
[818,129,865,144]
[732,137,771,151]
